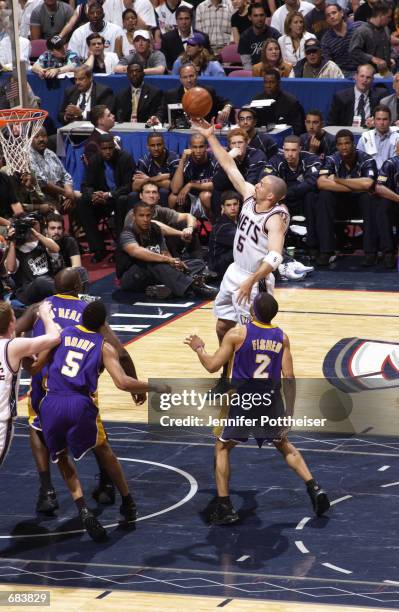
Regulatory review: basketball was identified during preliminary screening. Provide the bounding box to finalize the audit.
[182,87,213,119]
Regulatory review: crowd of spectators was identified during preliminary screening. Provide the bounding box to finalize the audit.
[0,0,399,304]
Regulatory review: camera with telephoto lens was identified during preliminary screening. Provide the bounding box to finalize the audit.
[10,212,42,245]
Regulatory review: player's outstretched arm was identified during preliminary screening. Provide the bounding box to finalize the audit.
[8,302,60,370]
[192,121,254,200]
[237,212,286,305]
[184,328,245,373]
[281,333,296,418]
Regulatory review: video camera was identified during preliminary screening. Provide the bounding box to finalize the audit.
[10,212,42,245]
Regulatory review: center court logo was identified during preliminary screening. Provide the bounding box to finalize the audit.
[323,337,399,393]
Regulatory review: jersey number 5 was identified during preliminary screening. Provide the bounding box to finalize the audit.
[236,234,245,252]
[253,353,271,378]
[61,350,84,378]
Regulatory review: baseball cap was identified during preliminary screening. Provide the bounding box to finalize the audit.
[187,33,206,46]
[133,29,150,41]
[304,39,321,53]
[47,35,64,51]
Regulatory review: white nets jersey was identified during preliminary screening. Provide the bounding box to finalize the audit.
[233,196,290,273]
[0,339,20,421]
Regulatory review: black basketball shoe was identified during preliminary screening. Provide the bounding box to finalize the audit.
[119,498,137,523]
[307,482,330,516]
[79,508,107,542]
[209,501,239,525]
[36,488,59,514]
[92,475,115,505]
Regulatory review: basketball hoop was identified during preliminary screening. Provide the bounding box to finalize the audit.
[0,108,48,176]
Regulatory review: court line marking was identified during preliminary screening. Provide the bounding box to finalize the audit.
[295,517,310,530]
[322,563,352,575]
[295,541,309,554]
[236,556,250,562]
[330,495,352,506]
[0,458,198,541]
[279,310,399,319]
[384,580,399,586]
[380,481,399,488]
[378,465,391,471]
[111,313,173,319]
[0,557,393,588]
[133,302,194,308]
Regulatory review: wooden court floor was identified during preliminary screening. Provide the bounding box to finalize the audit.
[14,287,399,612]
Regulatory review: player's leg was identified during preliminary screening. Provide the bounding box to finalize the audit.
[210,439,239,525]
[212,263,238,391]
[92,446,116,505]
[273,437,330,516]
[29,427,59,513]
[57,451,107,542]
[93,440,137,522]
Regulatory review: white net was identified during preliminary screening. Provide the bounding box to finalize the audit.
[0,109,48,175]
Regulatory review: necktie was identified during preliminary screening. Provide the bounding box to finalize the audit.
[357,93,366,126]
[79,92,86,111]
[131,89,140,123]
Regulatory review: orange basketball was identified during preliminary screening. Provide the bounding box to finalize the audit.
[182,87,213,119]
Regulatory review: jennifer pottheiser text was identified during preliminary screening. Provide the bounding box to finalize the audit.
[158,416,327,427]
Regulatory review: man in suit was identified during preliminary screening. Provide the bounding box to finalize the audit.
[380,72,399,125]
[250,69,305,136]
[58,65,114,125]
[83,104,121,163]
[76,134,136,262]
[161,5,210,71]
[113,63,163,124]
[162,63,233,124]
[327,63,387,127]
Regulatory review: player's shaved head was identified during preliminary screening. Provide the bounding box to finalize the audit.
[263,175,287,201]
[82,300,107,331]
[55,268,83,295]
[252,292,278,324]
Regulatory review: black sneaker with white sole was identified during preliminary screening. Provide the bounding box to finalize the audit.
[119,499,137,522]
[79,508,107,541]
[209,501,239,525]
[36,488,59,514]
[307,483,330,516]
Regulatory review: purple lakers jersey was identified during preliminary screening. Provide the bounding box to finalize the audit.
[232,321,284,382]
[46,325,103,396]
[30,295,88,414]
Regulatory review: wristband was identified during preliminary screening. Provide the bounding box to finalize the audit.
[263,250,283,271]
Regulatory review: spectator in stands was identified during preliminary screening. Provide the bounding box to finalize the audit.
[349,2,393,77]
[252,38,292,77]
[116,202,217,298]
[9,172,51,215]
[208,190,240,276]
[0,11,30,68]
[327,63,386,127]
[316,129,379,266]
[172,34,225,76]
[83,104,120,163]
[59,0,93,40]
[68,2,123,59]
[250,69,305,135]
[291,37,344,77]
[354,0,380,23]
[170,134,216,217]
[237,106,278,159]
[115,29,166,74]
[212,128,267,210]
[238,4,280,70]
[103,0,156,30]
[195,0,233,53]
[77,134,136,262]
[120,9,140,57]
[271,0,314,35]
[132,134,179,206]
[231,0,251,44]
[375,151,399,268]
[30,127,78,211]
[58,65,114,124]
[30,0,73,40]
[380,72,399,125]
[84,33,119,73]
[162,63,233,124]
[0,174,24,219]
[32,35,81,79]
[357,105,399,169]
[5,215,58,305]
[321,3,363,77]
[264,135,320,249]
[45,213,89,289]
[278,12,315,66]
[20,0,42,39]
[113,62,163,123]
[305,0,328,40]
[300,109,336,159]
[137,181,204,260]
[156,0,192,35]
[161,6,211,72]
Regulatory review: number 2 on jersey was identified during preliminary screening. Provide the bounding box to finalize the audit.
[61,350,84,378]
[253,353,271,378]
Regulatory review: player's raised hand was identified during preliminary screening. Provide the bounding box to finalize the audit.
[184,334,205,352]
[37,300,54,321]
[191,118,214,139]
